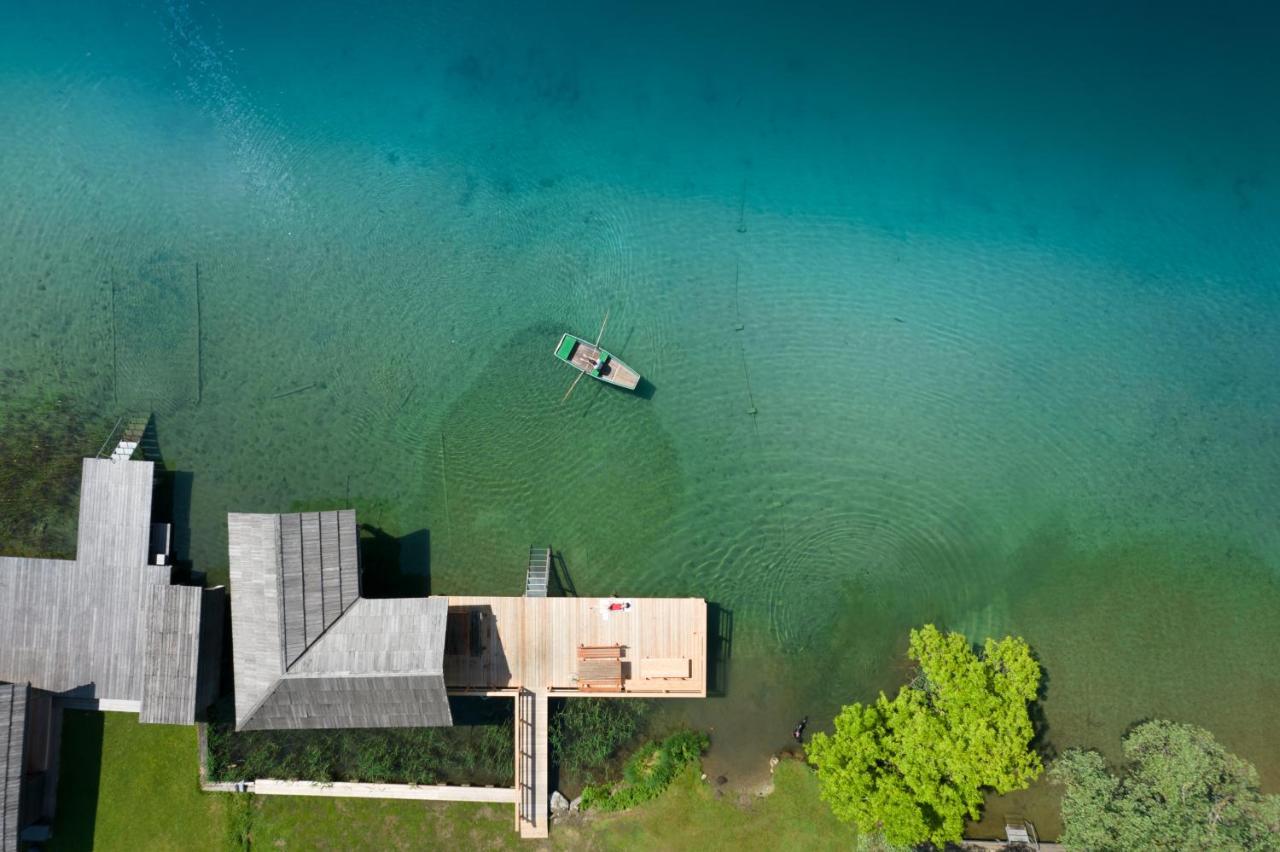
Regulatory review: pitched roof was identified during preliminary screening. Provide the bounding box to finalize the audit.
[229,512,452,731]
[0,459,213,724]
[140,584,205,724]
[0,683,27,852]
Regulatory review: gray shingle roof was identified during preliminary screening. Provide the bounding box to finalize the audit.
[0,683,27,852]
[0,459,214,724]
[140,584,205,724]
[229,512,452,731]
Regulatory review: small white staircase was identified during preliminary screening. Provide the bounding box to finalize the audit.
[524,546,551,597]
[98,414,153,462]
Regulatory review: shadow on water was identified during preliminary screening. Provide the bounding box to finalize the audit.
[1028,647,1054,763]
[360,525,431,597]
[448,695,514,726]
[50,709,103,849]
[707,602,734,698]
[551,550,577,596]
[136,415,205,585]
[633,377,657,400]
[431,323,682,592]
[154,468,200,584]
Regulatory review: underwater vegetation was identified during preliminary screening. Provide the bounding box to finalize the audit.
[0,370,114,558]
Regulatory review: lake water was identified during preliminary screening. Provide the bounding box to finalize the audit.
[3,0,1279,832]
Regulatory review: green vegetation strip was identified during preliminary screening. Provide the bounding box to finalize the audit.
[50,711,859,850]
[206,698,514,785]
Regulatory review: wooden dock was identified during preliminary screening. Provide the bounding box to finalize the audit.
[444,595,706,838]
[444,597,706,696]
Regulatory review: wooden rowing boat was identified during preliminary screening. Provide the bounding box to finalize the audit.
[553,333,640,390]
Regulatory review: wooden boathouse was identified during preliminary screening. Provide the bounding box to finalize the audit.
[228,514,706,839]
[0,458,224,849]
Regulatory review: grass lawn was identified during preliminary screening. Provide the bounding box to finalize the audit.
[551,761,855,851]
[48,713,854,850]
[49,711,226,851]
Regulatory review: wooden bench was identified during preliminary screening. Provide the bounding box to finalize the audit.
[577,645,623,692]
[638,657,691,679]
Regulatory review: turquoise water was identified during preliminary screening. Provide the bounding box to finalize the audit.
[3,0,1279,828]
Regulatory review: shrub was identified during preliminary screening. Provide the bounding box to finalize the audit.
[580,729,709,812]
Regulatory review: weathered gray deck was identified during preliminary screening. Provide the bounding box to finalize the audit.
[0,459,217,724]
[0,683,27,852]
[140,584,205,724]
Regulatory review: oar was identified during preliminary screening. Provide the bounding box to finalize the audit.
[594,308,610,345]
[560,370,585,404]
[562,309,611,405]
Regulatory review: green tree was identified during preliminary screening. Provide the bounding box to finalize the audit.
[806,625,1042,847]
[1052,720,1280,851]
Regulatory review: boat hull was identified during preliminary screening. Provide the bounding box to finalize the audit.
[554,333,641,390]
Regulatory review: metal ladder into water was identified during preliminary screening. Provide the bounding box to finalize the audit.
[524,546,551,597]
[97,414,155,463]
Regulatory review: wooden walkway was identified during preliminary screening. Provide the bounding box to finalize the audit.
[251,779,516,803]
[514,689,549,838]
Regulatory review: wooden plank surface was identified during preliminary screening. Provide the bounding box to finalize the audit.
[515,689,549,839]
[279,514,306,666]
[300,513,323,648]
[319,512,342,627]
[443,597,706,697]
[253,779,516,803]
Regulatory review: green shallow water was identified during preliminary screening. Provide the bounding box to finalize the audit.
[2,0,1279,827]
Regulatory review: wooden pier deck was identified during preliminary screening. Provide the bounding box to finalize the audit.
[443,597,706,697]
[444,595,706,838]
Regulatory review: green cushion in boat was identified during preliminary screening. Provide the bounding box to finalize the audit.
[556,336,577,360]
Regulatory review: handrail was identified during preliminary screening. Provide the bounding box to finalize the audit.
[95,415,126,459]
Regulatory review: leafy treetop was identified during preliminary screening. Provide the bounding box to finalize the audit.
[806,625,1042,847]
[1052,720,1280,852]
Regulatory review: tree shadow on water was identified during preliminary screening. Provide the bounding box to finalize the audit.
[359,526,431,598]
[1029,650,1055,762]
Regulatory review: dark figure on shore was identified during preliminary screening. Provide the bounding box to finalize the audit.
[793,716,808,743]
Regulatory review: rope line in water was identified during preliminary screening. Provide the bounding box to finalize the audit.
[439,431,454,554]
[194,262,204,405]
[110,275,118,407]
[736,177,748,234]
[733,260,760,433]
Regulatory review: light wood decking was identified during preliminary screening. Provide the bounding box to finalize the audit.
[445,595,706,839]
[444,597,706,697]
